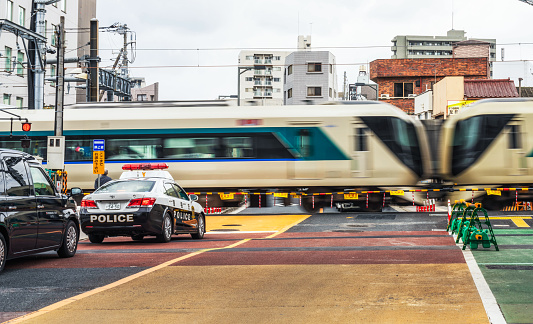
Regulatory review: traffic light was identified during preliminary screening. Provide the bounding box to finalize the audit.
[22,122,31,132]
[21,137,31,148]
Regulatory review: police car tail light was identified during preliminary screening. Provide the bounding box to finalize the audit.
[122,163,169,171]
[81,199,97,208]
[127,197,156,208]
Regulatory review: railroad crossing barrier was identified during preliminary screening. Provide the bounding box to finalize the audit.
[416,199,436,212]
[503,201,533,211]
[205,208,222,214]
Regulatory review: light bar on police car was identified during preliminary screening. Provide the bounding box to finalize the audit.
[122,163,169,171]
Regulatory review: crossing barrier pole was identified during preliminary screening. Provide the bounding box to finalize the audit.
[312,195,315,209]
[412,192,415,206]
[330,194,333,208]
[516,191,518,206]
[206,194,208,210]
[447,199,451,223]
[383,192,386,208]
[299,195,302,206]
[366,193,369,209]
[472,190,474,204]
[259,194,261,209]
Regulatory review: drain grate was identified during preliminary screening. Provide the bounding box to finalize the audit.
[357,214,396,220]
[346,224,369,228]
[485,265,533,270]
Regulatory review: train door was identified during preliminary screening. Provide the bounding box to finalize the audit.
[505,122,528,176]
[351,125,371,177]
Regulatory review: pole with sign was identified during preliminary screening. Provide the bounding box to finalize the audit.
[93,140,105,188]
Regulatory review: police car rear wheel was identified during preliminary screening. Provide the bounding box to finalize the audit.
[88,233,105,244]
[157,214,172,243]
[191,214,205,239]
[131,234,144,241]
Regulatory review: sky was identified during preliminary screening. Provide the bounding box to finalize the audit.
[95,0,533,100]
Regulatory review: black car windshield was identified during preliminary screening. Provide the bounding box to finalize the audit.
[96,180,156,193]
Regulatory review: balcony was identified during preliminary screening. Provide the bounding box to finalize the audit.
[254,80,262,86]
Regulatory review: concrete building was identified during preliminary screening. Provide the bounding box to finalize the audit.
[284,49,338,105]
[493,61,533,88]
[392,29,496,60]
[238,50,290,106]
[130,77,159,102]
[0,0,90,109]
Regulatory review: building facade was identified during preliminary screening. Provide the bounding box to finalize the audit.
[0,0,85,109]
[369,57,489,113]
[284,51,338,105]
[391,29,496,61]
[238,50,289,105]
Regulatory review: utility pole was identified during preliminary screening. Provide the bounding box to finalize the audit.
[54,16,65,136]
[89,18,99,102]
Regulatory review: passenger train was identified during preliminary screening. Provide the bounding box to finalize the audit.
[0,101,431,212]
[439,98,533,209]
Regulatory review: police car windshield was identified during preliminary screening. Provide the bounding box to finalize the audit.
[96,180,155,193]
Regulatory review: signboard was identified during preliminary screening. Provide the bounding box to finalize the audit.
[93,139,105,175]
[274,193,288,198]
[486,189,502,196]
[390,190,405,196]
[344,193,358,200]
[219,193,234,200]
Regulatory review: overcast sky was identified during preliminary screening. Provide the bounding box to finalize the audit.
[96,0,533,100]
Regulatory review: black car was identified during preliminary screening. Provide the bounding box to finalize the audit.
[0,149,81,273]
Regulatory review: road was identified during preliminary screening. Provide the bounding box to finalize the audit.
[1,207,532,323]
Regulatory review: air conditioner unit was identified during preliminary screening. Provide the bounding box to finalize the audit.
[408,93,417,98]
[380,93,390,99]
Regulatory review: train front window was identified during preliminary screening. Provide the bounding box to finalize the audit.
[451,114,513,176]
[360,116,422,176]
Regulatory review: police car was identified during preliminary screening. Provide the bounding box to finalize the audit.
[80,163,205,243]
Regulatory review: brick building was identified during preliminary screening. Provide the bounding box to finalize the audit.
[369,57,489,113]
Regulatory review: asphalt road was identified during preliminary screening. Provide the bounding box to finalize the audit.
[1,208,531,323]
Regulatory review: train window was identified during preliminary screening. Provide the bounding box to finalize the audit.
[297,129,312,158]
[0,139,47,160]
[223,137,253,158]
[354,128,368,152]
[360,117,422,176]
[451,114,514,176]
[164,138,217,159]
[508,125,522,149]
[66,139,93,161]
[107,138,161,160]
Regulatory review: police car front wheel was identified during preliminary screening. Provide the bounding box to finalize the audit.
[191,214,205,239]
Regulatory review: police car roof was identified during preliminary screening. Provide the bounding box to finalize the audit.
[119,170,174,180]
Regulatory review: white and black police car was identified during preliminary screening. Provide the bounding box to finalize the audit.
[80,163,205,243]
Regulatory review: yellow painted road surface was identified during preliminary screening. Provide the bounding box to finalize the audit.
[6,214,489,324]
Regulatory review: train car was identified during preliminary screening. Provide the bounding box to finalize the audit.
[0,101,431,212]
[439,98,533,209]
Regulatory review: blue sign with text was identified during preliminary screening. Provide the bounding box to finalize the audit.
[93,139,105,151]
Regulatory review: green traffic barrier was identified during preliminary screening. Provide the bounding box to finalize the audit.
[447,202,467,233]
[461,207,499,251]
[455,205,476,244]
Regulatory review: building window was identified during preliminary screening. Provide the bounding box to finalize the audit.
[273,67,281,71]
[3,94,11,105]
[245,77,253,82]
[137,94,147,101]
[273,78,280,82]
[16,97,22,108]
[16,51,23,76]
[287,65,293,75]
[329,88,332,98]
[288,88,292,98]
[18,6,25,26]
[394,82,413,97]
[61,0,66,12]
[307,62,322,72]
[245,55,253,60]
[307,86,322,97]
[274,56,281,60]
[6,0,13,21]
[5,46,12,72]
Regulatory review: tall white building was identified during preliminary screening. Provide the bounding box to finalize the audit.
[283,50,338,105]
[1,0,82,109]
[238,50,290,105]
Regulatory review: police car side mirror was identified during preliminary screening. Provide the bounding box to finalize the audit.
[189,194,198,202]
[70,187,83,196]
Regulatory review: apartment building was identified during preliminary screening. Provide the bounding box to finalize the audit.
[238,50,290,105]
[284,50,338,105]
[392,29,496,60]
[0,0,87,108]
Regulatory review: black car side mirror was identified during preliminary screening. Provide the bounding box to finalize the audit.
[70,187,83,196]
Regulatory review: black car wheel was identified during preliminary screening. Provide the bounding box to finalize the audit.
[191,214,205,239]
[88,233,105,244]
[157,214,173,243]
[58,220,79,258]
[0,232,6,273]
